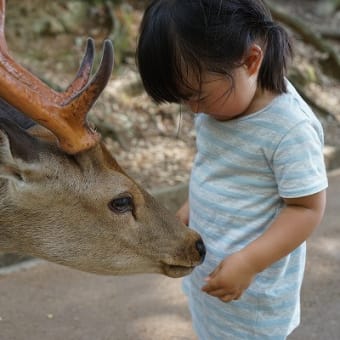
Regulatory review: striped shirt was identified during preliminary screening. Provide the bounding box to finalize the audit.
[183,81,328,339]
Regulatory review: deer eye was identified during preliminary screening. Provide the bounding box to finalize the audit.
[108,194,134,214]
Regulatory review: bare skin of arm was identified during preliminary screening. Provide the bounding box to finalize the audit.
[195,190,327,302]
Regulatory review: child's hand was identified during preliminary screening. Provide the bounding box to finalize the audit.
[201,251,256,303]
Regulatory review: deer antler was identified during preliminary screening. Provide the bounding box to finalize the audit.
[0,0,114,154]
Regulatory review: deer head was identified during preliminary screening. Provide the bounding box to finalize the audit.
[0,0,205,277]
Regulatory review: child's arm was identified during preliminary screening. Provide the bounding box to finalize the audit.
[202,190,326,302]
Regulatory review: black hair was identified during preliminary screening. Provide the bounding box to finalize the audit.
[136,0,293,103]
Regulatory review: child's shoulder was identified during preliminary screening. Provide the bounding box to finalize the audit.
[266,81,318,128]
[237,80,323,142]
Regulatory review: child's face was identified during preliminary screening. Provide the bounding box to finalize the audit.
[183,68,258,121]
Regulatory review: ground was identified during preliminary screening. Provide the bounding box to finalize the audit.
[4,0,340,190]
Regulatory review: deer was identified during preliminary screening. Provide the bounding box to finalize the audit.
[0,0,205,278]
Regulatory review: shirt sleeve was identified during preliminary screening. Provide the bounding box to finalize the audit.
[272,119,328,198]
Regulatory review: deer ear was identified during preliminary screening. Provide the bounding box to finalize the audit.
[0,119,42,181]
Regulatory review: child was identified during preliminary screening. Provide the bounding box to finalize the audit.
[137,0,328,338]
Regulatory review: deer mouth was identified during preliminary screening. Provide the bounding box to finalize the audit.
[162,263,196,278]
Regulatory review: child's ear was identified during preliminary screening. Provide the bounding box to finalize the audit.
[244,44,263,76]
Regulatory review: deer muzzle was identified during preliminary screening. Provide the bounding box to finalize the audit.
[161,234,206,278]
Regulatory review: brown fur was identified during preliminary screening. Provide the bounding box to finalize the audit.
[0,123,204,277]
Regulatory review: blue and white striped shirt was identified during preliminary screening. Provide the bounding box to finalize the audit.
[183,82,328,339]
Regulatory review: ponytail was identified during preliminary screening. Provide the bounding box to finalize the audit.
[258,22,293,93]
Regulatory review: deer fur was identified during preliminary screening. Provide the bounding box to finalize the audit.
[0,0,205,277]
[0,110,205,277]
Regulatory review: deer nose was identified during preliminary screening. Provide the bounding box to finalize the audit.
[196,239,206,263]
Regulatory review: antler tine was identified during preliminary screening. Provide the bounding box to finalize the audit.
[0,40,114,154]
[52,39,114,153]
[63,38,95,99]
[0,0,114,154]
[0,9,93,103]
[65,40,114,107]
[1,0,96,104]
